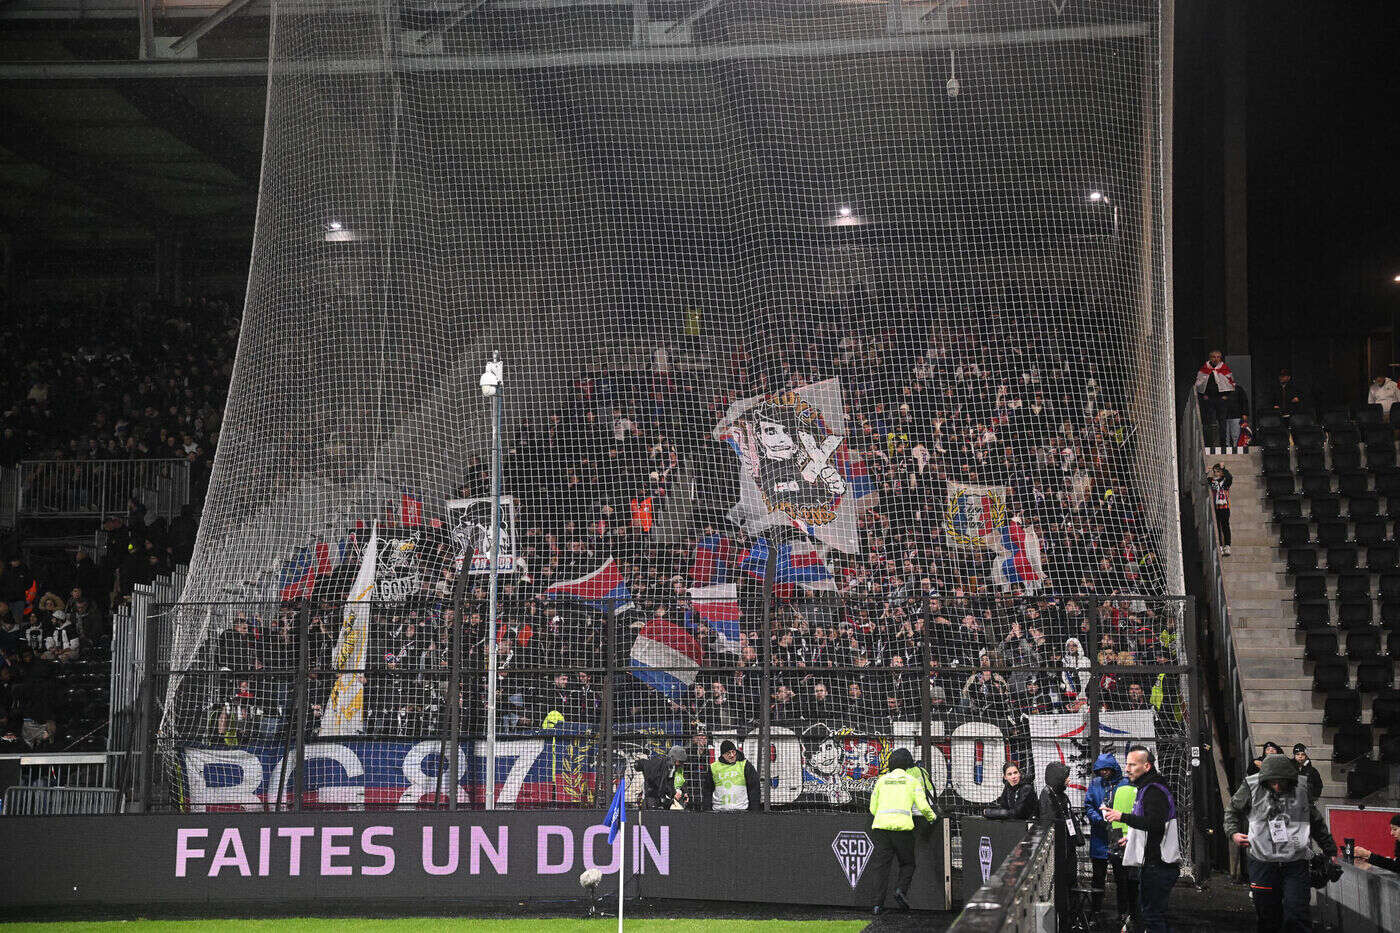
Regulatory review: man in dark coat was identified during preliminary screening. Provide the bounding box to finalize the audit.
[634,745,687,809]
[1039,761,1085,930]
[1292,743,1324,800]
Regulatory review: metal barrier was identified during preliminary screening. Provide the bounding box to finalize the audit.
[1,752,115,789]
[2,786,122,816]
[15,458,190,520]
[948,824,1055,932]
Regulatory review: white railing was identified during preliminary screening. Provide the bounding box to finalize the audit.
[15,458,190,520]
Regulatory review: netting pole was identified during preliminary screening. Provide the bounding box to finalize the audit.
[446,566,465,811]
[1087,601,1102,765]
[293,603,309,812]
[485,352,503,811]
[919,594,933,772]
[600,603,615,809]
[758,543,777,811]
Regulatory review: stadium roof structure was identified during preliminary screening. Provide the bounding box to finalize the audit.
[0,0,1159,292]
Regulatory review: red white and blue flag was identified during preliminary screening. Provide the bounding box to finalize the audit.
[546,558,635,613]
[629,618,702,699]
[685,582,741,654]
[990,517,1044,593]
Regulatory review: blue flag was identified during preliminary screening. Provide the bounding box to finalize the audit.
[604,776,627,845]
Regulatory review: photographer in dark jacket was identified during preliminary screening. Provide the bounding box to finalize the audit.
[1354,813,1400,872]
[1039,761,1085,931]
[634,745,687,809]
[983,760,1040,820]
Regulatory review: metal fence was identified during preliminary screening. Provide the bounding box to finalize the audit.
[133,591,1201,874]
[2,786,122,816]
[0,752,119,789]
[15,458,190,520]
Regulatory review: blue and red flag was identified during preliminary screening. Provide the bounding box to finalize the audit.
[278,539,345,601]
[546,558,635,613]
[990,518,1044,591]
[689,533,733,586]
[685,582,741,654]
[738,537,836,594]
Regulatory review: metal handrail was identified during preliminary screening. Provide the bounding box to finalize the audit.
[16,458,191,520]
[948,825,1056,932]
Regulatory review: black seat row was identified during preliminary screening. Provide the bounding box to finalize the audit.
[1256,405,1400,450]
[1279,519,1395,548]
[1288,546,1397,574]
[1332,722,1400,767]
[1295,599,1400,631]
[1265,469,1400,498]
[1304,628,1400,661]
[1262,444,1399,474]
[1315,687,1400,728]
[1272,494,1399,522]
[1294,570,1400,600]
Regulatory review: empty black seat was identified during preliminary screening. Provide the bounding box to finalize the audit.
[1338,572,1372,601]
[1279,519,1312,547]
[1340,471,1372,497]
[1366,544,1399,572]
[1288,548,1319,574]
[1328,545,1360,572]
[1296,600,1331,628]
[1357,661,1395,693]
[1347,630,1383,660]
[1374,691,1400,731]
[1362,422,1395,447]
[1346,759,1389,799]
[1389,404,1400,429]
[1295,572,1328,601]
[1333,723,1375,763]
[1323,689,1363,726]
[1293,416,1327,451]
[1266,474,1297,497]
[1338,599,1374,630]
[1332,445,1363,472]
[1304,628,1340,660]
[1376,469,1400,498]
[1297,448,1327,474]
[1381,572,1400,600]
[1350,495,1381,518]
[1273,496,1304,520]
[1358,404,1386,425]
[1356,519,1390,547]
[1379,731,1400,765]
[1388,630,1400,656]
[1317,520,1350,545]
[1368,443,1398,470]
[1302,473,1334,498]
[1309,495,1343,520]
[1262,448,1294,474]
[1381,600,1400,631]
[1314,659,1351,692]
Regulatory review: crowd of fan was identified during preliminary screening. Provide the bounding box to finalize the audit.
[0,296,236,748]
[197,302,1182,748]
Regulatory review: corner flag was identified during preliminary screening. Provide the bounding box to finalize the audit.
[605,775,627,845]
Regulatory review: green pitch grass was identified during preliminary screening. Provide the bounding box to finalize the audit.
[3,922,868,932]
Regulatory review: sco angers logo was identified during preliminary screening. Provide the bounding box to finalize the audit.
[831,830,873,889]
[740,390,847,528]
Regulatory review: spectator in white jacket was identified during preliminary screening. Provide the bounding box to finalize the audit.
[1368,374,1400,416]
[1194,350,1237,446]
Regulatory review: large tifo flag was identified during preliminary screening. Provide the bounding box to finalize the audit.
[686,582,740,654]
[943,481,1008,548]
[1028,709,1157,809]
[990,517,1044,592]
[713,378,860,554]
[738,536,837,594]
[546,557,634,613]
[629,619,701,699]
[320,525,378,736]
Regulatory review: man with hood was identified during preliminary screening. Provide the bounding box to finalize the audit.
[1084,753,1131,922]
[634,745,688,809]
[1039,761,1085,930]
[1224,753,1336,931]
[703,739,760,811]
[866,748,937,914]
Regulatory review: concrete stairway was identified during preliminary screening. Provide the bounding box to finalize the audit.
[1208,449,1360,808]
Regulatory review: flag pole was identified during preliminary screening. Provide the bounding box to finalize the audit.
[617,781,626,933]
[484,351,503,810]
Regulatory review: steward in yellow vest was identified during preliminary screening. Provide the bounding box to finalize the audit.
[867,748,936,914]
[702,740,761,811]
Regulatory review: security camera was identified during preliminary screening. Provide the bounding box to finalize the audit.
[480,355,503,397]
[946,76,961,97]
